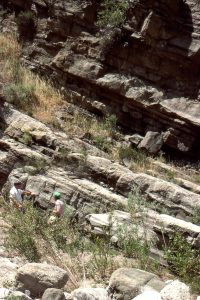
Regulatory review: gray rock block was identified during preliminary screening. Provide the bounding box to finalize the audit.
[16,263,68,297]
[42,288,65,300]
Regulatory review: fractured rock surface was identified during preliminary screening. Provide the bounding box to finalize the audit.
[2,0,200,157]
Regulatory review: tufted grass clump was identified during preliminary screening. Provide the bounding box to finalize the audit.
[0,33,63,122]
[97,0,129,27]
[3,84,37,115]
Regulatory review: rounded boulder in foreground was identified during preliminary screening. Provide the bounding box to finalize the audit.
[16,263,68,297]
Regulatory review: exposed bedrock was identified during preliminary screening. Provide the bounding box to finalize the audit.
[0,106,199,265]
[1,0,200,158]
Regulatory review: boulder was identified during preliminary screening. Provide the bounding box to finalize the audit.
[86,210,158,244]
[160,280,192,300]
[0,257,18,287]
[0,288,10,299]
[64,292,72,300]
[109,268,164,300]
[138,132,163,154]
[127,134,143,146]
[132,290,161,300]
[16,263,68,297]
[8,291,32,300]
[71,288,110,300]
[42,288,65,300]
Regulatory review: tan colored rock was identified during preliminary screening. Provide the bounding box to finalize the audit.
[109,268,164,300]
[16,263,68,297]
[175,177,200,194]
[138,131,163,154]
[116,173,200,219]
[42,288,65,300]
[0,257,18,287]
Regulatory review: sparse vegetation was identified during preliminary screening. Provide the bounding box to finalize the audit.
[1,198,118,284]
[103,114,117,132]
[163,169,176,181]
[97,0,129,27]
[117,189,158,271]
[165,233,200,293]
[0,34,63,123]
[93,135,112,153]
[19,131,33,146]
[90,237,116,279]
[192,205,200,225]
[118,146,148,165]
[117,224,152,270]
[3,84,37,115]
[23,157,49,175]
[193,174,200,184]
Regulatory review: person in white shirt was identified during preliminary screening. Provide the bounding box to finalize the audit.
[48,191,65,224]
[10,181,31,211]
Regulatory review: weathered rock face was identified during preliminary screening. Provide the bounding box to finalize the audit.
[1,0,200,158]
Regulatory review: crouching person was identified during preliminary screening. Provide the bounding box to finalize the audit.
[48,192,65,224]
[9,180,32,212]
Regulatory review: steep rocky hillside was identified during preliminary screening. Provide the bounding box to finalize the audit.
[0,1,200,299]
[1,0,200,159]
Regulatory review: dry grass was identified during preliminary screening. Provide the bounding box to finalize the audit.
[20,68,63,123]
[0,33,63,123]
[0,34,20,61]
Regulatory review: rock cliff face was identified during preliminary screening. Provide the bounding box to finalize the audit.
[1,0,200,158]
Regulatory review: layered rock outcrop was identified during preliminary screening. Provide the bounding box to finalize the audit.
[1,0,200,158]
[0,106,199,263]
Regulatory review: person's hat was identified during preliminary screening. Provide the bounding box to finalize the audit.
[53,191,61,199]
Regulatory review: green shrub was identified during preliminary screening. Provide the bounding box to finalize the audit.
[103,114,117,131]
[20,131,33,146]
[164,169,176,181]
[93,135,112,153]
[118,146,149,166]
[119,190,157,270]
[4,201,79,261]
[90,236,115,279]
[7,296,22,300]
[118,225,151,266]
[192,206,200,225]
[3,84,37,114]
[5,203,43,261]
[23,157,49,175]
[97,0,129,27]
[193,174,200,184]
[165,233,200,293]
